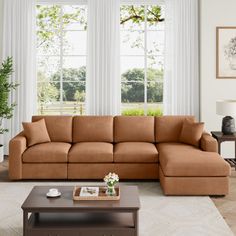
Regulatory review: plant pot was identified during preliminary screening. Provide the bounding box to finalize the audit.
[0,145,3,163]
[106,185,116,196]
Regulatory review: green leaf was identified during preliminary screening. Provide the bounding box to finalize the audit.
[0,57,19,134]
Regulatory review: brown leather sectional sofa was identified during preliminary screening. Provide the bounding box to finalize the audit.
[9,115,230,195]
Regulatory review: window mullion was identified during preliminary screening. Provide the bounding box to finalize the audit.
[59,6,63,115]
[144,5,148,115]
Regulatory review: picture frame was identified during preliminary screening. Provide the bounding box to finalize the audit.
[216,27,236,79]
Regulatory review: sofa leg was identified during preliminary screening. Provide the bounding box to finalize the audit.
[210,195,226,198]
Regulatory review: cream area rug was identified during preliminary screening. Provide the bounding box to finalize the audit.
[0,182,233,236]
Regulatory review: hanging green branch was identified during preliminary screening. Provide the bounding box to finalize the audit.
[36,5,87,51]
[120,5,164,26]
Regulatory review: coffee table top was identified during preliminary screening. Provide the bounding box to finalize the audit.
[21,185,140,212]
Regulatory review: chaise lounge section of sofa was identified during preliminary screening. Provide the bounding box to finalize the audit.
[8,115,230,195]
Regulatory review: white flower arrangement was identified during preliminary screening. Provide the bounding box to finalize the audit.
[104,172,119,187]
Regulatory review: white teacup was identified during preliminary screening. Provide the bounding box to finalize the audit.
[49,188,59,196]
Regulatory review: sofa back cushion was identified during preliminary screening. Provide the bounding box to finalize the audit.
[32,116,73,142]
[155,115,195,143]
[114,116,155,143]
[73,116,113,142]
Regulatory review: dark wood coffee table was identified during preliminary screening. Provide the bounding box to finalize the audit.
[21,185,140,236]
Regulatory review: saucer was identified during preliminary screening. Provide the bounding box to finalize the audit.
[46,191,61,198]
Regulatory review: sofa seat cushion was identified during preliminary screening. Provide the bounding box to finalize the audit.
[114,142,158,163]
[22,142,71,163]
[157,143,230,177]
[68,142,113,163]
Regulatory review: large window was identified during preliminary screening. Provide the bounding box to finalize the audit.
[36,4,87,115]
[37,3,164,116]
[120,4,165,116]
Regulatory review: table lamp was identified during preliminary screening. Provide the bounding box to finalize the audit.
[216,100,236,134]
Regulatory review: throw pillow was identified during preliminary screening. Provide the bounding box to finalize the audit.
[179,119,204,147]
[22,119,51,147]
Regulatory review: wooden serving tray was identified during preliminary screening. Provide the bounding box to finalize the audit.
[73,186,120,201]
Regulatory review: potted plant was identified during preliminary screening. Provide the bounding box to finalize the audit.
[0,57,18,162]
[104,172,119,196]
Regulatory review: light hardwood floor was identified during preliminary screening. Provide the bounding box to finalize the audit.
[212,169,236,234]
[0,157,235,235]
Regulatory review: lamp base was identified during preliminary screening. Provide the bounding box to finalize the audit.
[222,116,235,135]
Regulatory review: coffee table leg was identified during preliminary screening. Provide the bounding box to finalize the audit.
[35,212,39,222]
[133,210,139,236]
[23,211,28,236]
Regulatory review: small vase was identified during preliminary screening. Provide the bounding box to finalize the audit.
[106,185,116,196]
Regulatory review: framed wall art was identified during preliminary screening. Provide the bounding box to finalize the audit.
[216,27,236,79]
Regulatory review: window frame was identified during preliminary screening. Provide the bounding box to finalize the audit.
[121,0,164,4]
[37,0,87,5]
[120,1,165,115]
[36,2,87,115]
[36,0,164,115]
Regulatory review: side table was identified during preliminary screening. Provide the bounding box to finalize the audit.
[211,131,236,170]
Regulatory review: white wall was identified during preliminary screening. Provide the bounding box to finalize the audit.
[200,0,236,157]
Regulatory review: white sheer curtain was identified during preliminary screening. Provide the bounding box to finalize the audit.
[1,0,36,154]
[164,0,199,118]
[86,0,121,115]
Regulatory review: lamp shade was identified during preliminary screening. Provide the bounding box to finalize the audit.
[216,100,236,116]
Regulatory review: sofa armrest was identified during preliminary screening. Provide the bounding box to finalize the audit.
[9,132,27,180]
[200,132,218,153]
